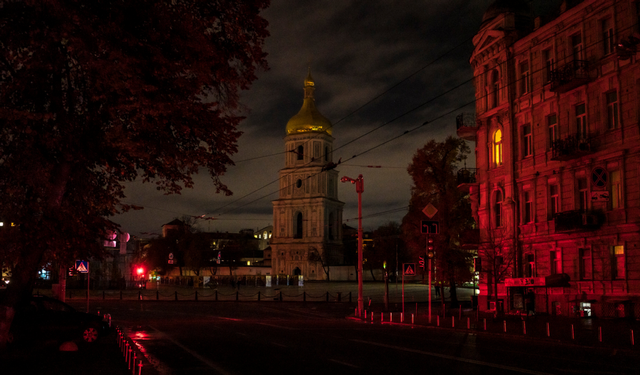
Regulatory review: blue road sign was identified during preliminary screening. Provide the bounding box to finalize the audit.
[75,260,89,273]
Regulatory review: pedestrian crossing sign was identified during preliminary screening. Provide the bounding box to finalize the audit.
[403,263,416,276]
[75,260,89,273]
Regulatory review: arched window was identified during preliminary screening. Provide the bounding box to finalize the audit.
[297,145,304,160]
[494,190,503,227]
[294,212,303,238]
[493,129,503,167]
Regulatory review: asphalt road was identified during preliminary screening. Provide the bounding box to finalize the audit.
[83,300,640,375]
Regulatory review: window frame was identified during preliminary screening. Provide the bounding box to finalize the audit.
[575,103,587,139]
[571,33,584,61]
[611,245,625,280]
[493,129,503,167]
[549,184,559,218]
[547,114,558,151]
[601,18,615,56]
[605,91,619,130]
[523,190,533,224]
[579,248,592,280]
[610,169,622,209]
[522,124,532,158]
[578,177,589,212]
[494,189,503,228]
[519,60,530,96]
[550,250,562,275]
[543,48,554,84]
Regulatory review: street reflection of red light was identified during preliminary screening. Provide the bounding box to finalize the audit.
[134,332,149,340]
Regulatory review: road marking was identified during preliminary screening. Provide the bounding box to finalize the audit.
[351,339,552,375]
[148,325,231,375]
[328,359,359,368]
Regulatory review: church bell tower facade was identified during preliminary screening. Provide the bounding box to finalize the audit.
[271,70,344,280]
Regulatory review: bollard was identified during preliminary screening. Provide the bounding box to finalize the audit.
[571,324,574,340]
[371,312,374,322]
[401,312,404,323]
[467,317,470,329]
[452,316,455,328]
[412,314,415,325]
[547,322,550,337]
[599,327,602,342]
[523,321,526,335]
[126,342,130,362]
[390,312,393,322]
[355,308,358,316]
[109,315,112,328]
[132,353,137,375]
[365,310,367,319]
[631,329,635,346]
[483,318,486,331]
[128,347,133,369]
[503,320,507,333]
[381,312,384,323]
[138,360,143,375]
[437,315,440,327]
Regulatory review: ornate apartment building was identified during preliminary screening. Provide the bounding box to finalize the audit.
[461,0,640,317]
[270,70,344,280]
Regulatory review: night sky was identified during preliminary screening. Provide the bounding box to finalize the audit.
[113,0,495,238]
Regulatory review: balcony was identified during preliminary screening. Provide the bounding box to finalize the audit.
[550,134,594,161]
[549,60,590,93]
[456,113,477,141]
[554,210,603,232]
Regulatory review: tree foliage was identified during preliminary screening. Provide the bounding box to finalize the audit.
[371,222,408,280]
[0,0,270,341]
[401,136,474,307]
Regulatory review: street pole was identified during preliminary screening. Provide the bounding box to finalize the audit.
[341,174,364,317]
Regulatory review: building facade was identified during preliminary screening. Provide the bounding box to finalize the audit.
[462,0,640,318]
[270,70,344,280]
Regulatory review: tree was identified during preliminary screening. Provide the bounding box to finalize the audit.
[401,136,474,308]
[479,227,515,312]
[371,222,408,281]
[0,0,269,347]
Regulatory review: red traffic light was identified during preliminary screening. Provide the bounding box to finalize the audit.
[136,267,145,276]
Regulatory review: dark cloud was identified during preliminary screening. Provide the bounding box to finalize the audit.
[114,0,493,237]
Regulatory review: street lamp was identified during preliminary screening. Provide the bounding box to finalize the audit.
[341,174,364,317]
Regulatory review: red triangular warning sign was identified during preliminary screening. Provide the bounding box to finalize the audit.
[77,262,88,273]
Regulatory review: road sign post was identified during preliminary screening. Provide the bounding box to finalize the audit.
[76,260,90,313]
[422,204,438,325]
[402,264,416,317]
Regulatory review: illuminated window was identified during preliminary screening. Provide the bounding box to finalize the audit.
[576,103,587,139]
[494,190,503,227]
[547,114,557,150]
[602,18,614,55]
[493,129,503,166]
[610,170,621,209]
[606,91,619,129]
[611,245,625,279]
[580,248,592,280]
[550,250,562,275]
[522,124,532,158]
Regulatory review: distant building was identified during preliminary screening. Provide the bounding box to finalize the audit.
[462,0,640,318]
[270,70,345,280]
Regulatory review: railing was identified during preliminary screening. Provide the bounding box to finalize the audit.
[551,134,593,161]
[553,210,602,232]
[549,60,590,92]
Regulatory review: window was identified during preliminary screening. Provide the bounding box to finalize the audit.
[548,114,558,150]
[543,49,554,83]
[524,253,535,277]
[550,184,559,217]
[523,124,532,158]
[602,18,614,55]
[519,61,530,96]
[606,91,619,129]
[294,212,303,238]
[523,190,533,223]
[494,190,503,227]
[611,245,625,279]
[580,248,592,280]
[572,33,584,61]
[550,250,562,275]
[489,69,500,109]
[576,103,587,139]
[324,146,329,162]
[493,129,503,166]
[610,170,621,209]
[578,178,589,212]
[297,145,304,160]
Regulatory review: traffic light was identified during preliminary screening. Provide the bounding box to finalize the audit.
[427,238,434,259]
[68,266,75,277]
[136,266,145,279]
[418,256,425,269]
[474,257,482,272]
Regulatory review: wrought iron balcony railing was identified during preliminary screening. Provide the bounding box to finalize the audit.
[553,210,602,232]
[551,134,593,161]
[549,60,590,93]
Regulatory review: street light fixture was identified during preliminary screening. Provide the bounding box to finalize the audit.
[341,174,364,317]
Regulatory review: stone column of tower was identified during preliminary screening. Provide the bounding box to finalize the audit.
[270,70,344,280]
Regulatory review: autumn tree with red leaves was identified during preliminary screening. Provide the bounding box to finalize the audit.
[0,0,269,347]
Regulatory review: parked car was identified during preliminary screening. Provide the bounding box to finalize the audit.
[6,294,110,345]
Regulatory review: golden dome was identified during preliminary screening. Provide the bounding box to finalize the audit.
[286,69,332,135]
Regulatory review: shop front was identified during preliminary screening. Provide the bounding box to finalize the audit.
[505,274,570,315]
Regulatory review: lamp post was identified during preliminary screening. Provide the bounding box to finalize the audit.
[341,174,364,317]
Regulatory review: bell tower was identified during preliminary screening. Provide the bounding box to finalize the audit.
[270,70,344,280]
